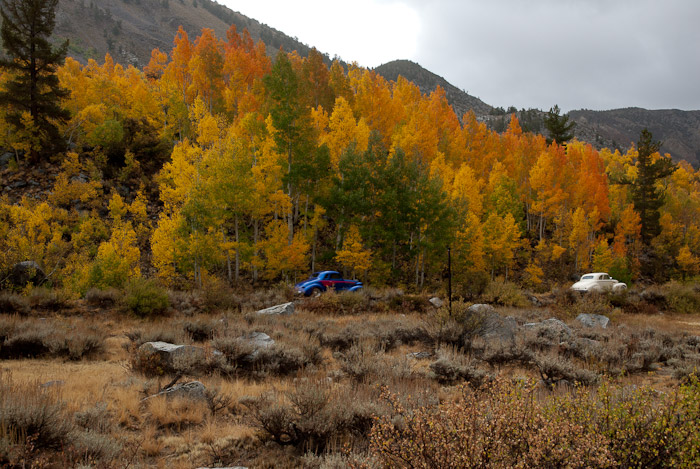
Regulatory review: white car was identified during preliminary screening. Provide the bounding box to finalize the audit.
[571,273,627,293]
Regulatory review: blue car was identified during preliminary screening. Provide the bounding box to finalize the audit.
[295,271,363,297]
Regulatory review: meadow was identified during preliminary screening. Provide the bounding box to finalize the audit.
[1,281,699,468]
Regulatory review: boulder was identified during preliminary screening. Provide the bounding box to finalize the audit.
[137,341,206,373]
[468,303,496,315]
[256,302,294,316]
[0,152,13,168]
[523,318,572,338]
[144,381,207,402]
[465,304,517,342]
[9,261,45,287]
[429,297,444,308]
[241,332,274,362]
[576,313,610,329]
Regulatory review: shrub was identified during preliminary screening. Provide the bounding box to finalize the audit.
[429,349,489,386]
[85,287,120,307]
[0,292,29,315]
[182,318,217,342]
[481,279,528,307]
[123,278,169,317]
[241,380,378,454]
[0,373,74,450]
[168,289,206,315]
[369,378,700,468]
[664,281,700,314]
[27,288,72,311]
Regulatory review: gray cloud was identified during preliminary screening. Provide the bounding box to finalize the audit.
[408,0,700,111]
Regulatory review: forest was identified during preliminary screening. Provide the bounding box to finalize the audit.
[2,24,700,295]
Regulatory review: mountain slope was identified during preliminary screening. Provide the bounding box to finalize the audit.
[374,60,493,117]
[568,108,700,167]
[53,0,322,68]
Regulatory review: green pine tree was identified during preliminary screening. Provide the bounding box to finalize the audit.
[0,0,70,159]
[631,128,675,244]
[543,105,575,145]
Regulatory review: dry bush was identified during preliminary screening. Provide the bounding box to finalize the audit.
[369,377,700,468]
[0,292,30,315]
[27,287,73,312]
[145,395,208,431]
[663,281,700,314]
[181,318,218,342]
[370,379,613,468]
[126,322,188,348]
[0,373,73,452]
[0,317,105,360]
[429,348,490,386]
[480,279,529,307]
[387,293,431,314]
[334,342,380,382]
[85,287,120,307]
[241,380,384,455]
[301,290,374,315]
[212,336,314,378]
[168,289,207,315]
[534,354,599,386]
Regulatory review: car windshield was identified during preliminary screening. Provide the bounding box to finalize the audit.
[581,275,594,280]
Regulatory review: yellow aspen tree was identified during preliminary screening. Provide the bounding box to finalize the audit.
[676,245,700,280]
[335,225,372,278]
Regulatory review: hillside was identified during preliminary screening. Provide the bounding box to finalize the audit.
[568,108,700,167]
[373,60,494,117]
[53,0,323,68]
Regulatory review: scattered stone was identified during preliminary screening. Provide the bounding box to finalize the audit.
[196,466,248,469]
[407,351,432,359]
[523,318,572,338]
[10,180,27,189]
[468,303,496,315]
[246,332,274,348]
[143,381,207,402]
[137,341,206,372]
[256,302,294,315]
[9,261,45,287]
[576,313,610,329]
[40,380,65,388]
[540,318,572,336]
[429,297,444,308]
[0,152,13,168]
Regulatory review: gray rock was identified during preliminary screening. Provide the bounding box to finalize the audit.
[137,341,206,372]
[196,467,248,469]
[523,318,572,338]
[10,180,27,189]
[464,304,517,342]
[256,302,294,316]
[429,297,444,308]
[144,381,207,402]
[246,332,274,348]
[540,318,572,337]
[9,261,45,286]
[576,313,610,329]
[0,152,13,167]
[407,351,432,359]
[468,303,496,315]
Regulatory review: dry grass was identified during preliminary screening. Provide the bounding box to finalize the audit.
[0,287,699,467]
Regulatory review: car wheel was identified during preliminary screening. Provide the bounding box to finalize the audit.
[311,287,322,298]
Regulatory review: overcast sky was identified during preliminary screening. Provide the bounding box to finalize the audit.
[219,0,700,112]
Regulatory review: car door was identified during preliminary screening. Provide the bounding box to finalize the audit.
[328,272,346,291]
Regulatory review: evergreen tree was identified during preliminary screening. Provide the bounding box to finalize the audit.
[0,0,69,159]
[631,128,675,244]
[543,105,575,145]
